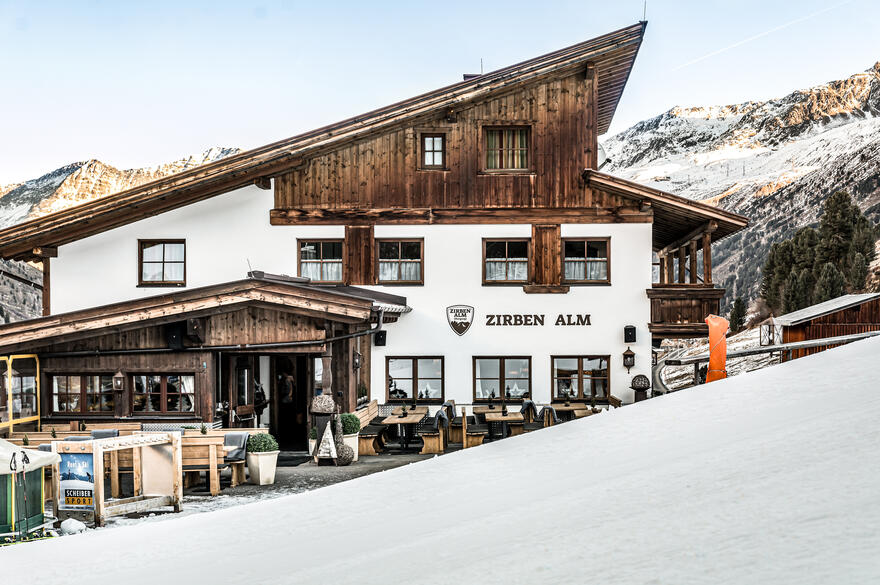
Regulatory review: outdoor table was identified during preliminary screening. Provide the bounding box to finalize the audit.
[484,411,524,440]
[551,403,587,421]
[380,412,426,450]
[390,406,429,416]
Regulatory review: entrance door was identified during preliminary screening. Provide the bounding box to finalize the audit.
[229,356,256,428]
[272,355,311,450]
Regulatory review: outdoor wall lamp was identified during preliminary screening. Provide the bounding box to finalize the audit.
[352,351,362,371]
[113,370,125,392]
[623,347,635,373]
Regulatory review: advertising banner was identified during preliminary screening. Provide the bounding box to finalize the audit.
[58,452,95,510]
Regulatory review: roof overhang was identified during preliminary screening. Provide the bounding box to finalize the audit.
[0,23,647,260]
[775,293,880,327]
[0,277,380,353]
[584,170,749,250]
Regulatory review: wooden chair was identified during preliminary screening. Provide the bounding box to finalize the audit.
[418,410,449,454]
[461,407,487,448]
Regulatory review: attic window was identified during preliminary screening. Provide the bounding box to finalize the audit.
[138,240,186,287]
[421,134,446,169]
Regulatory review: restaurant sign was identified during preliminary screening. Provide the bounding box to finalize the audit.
[446,305,474,336]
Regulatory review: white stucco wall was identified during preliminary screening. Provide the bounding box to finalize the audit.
[52,184,653,405]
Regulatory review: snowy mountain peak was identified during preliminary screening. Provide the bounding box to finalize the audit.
[605,61,880,307]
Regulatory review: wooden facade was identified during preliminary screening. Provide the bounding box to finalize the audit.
[781,295,880,360]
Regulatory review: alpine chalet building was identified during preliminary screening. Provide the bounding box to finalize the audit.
[0,23,747,447]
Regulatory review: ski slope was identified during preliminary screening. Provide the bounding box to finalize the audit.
[5,338,880,584]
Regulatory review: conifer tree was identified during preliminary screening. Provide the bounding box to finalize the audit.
[813,262,847,304]
[728,297,747,334]
[782,270,801,313]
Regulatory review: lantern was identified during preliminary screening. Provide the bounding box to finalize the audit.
[622,347,635,373]
[113,371,125,392]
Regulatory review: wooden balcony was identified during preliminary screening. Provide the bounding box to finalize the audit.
[647,284,724,340]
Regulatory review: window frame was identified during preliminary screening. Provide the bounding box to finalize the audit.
[550,355,611,402]
[296,238,345,284]
[137,239,186,287]
[419,132,447,170]
[561,237,611,285]
[375,238,425,285]
[130,373,196,415]
[50,373,116,415]
[482,125,532,173]
[472,356,532,403]
[482,238,531,285]
[385,356,445,404]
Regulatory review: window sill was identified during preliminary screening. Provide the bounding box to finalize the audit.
[376,281,424,286]
[523,285,570,294]
[477,170,536,176]
[483,281,530,287]
[561,281,612,287]
[137,282,186,288]
[416,167,450,172]
[473,399,527,404]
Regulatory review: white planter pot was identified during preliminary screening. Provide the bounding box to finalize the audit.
[246,450,279,485]
[343,433,359,462]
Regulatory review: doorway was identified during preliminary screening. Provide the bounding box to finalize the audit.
[271,355,312,450]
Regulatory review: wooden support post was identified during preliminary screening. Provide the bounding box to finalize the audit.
[171,433,182,512]
[208,443,219,497]
[702,232,713,284]
[689,240,698,284]
[93,444,106,527]
[41,257,51,316]
[658,253,666,284]
[461,407,469,449]
[132,446,142,496]
[678,247,686,284]
[109,451,120,498]
[665,254,675,284]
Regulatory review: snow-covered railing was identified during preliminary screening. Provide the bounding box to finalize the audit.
[664,330,880,366]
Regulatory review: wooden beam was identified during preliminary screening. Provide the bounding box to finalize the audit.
[689,240,698,284]
[703,232,713,284]
[658,221,718,257]
[253,177,272,190]
[32,246,58,258]
[270,207,652,226]
[584,61,598,170]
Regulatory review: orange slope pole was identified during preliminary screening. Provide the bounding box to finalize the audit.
[705,314,729,383]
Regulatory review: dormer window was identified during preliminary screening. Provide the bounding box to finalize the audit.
[138,240,186,287]
[421,133,446,169]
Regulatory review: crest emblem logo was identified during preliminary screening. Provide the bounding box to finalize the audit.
[446,305,474,336]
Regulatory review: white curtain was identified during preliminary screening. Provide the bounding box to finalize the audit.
[322,261,342,281]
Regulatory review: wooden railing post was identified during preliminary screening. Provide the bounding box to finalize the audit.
[678,247,686,284]
[689,240,698,284]
[702,232,712,284]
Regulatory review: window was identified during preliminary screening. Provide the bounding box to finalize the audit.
[563,238,610,283]
[132,374,195,413]
[51,374,115,413]
[485,127,530,170]
[484,239,529,283]
[551,356,609,401]
[139,240,186,286]
[473,357,531,401]
[299,240,343,283]
[377,239,423,284]
[10,358,37,418]
[421,134,445,169]
[386,357,444,402]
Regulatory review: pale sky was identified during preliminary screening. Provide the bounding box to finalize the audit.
[0,0,877,185]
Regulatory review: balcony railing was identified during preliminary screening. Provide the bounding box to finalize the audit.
[647,284,724,340]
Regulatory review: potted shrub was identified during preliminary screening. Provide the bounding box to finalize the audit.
[340,413,361,462]
[246,433,280,485]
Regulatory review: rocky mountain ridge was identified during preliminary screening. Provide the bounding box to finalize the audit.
[0,147,239,323]
[604,62,880,306]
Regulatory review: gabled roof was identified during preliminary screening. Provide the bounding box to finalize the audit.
[584,170,749,249]
[0,23,647,260]
[775,293,880,327]
[0,276,403,352]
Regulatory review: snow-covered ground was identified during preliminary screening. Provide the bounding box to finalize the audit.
[5,337,880,584]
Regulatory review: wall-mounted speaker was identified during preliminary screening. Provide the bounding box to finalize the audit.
[624,325,637,343]
[374,330,387,346]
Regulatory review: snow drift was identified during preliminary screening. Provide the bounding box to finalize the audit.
[4,338,880,584]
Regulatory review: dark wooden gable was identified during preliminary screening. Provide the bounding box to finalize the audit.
[271,69,635,219]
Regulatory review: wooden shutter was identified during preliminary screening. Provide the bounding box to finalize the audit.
[531,224,561,285]
[344,225,375,285]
